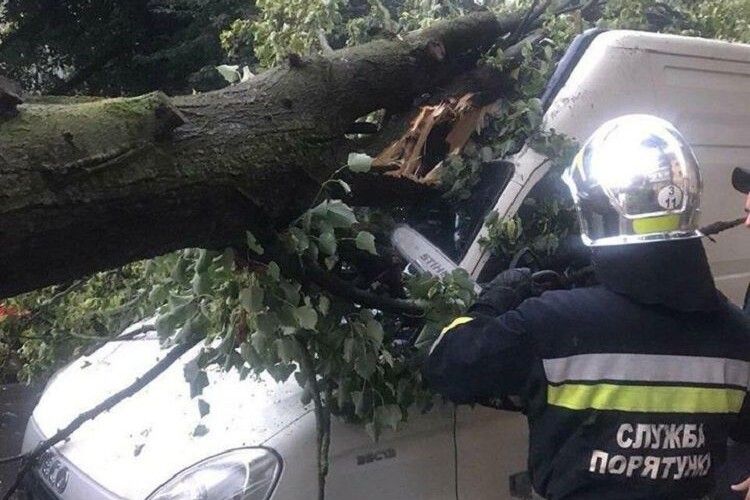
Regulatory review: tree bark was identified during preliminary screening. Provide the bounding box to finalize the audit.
[0,11,522,298]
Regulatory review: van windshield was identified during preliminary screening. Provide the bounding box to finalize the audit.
[396,161,513,262]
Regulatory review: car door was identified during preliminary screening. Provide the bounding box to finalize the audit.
[269,400,459,499]
[457,406,529,499]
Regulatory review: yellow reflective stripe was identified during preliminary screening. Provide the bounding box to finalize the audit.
[632,214,681,234]
[547,383,746,413]
[429,317,476,355]
[441,316,474,334]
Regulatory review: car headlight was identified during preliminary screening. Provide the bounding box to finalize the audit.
[147,447,282,500]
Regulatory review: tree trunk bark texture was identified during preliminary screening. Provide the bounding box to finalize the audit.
[0,12,520,298]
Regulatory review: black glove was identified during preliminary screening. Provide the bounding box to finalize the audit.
[470,267,533,316]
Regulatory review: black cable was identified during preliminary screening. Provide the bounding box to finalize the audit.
[453,404,459,500]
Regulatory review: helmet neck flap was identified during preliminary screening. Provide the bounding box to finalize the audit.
[592,238,719,312]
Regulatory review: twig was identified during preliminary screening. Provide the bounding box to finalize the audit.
[510,0,540,43]
[503,29,546,63]
[700,217,745,242]
[116,324,155,341]
[298,344,330,500]
[19,280,86,327]
[509,0,553,44]
[1,336,201,499]
[0,453,25,466]
[303,258,426,316]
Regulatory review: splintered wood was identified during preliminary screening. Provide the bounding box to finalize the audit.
[372,93,496,185]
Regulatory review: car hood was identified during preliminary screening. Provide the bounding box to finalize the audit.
[28,335,309,499]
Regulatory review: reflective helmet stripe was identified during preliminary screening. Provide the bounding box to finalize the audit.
[632,214,681,234]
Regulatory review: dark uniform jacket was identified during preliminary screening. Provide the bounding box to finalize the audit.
[424,239,750,499]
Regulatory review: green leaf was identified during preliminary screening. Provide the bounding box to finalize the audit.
[294,370,307,388]
[351,390,367,417]
[318,295,331,316]
[289,226,310,252]
[191,272,211,296]
[255,312,279,336]
[355,231,378,255]
[300,383,313,405]
[354,350,376,379]
[168,293,193,309]
[314,218,334,237]
[148,284,167,304]
[347,152,373,173]
[381,349,394,367]
[267,363,295,382]
[220,247,235,270]
[280,281,301,306]
[266,262,280,281]
[276,304,298,329]
[324,255,338,270]
[374,404,402,432]
[240,341,254,361]
[195,249,213,273]
[239,285,265,313]
[246,231,265,255]
[275,337,300,363]
[365,319,384,347]
[318,231,337,256]
[337,379,350,409]
[174,316,195,344]
[307,241,319,261]
[294,305,318,330]
[343,337,356,363]
[451,269,475,292]
[155,311,177,339]
[216,64,240,83]
[485,210,499,225]
[250,331,268,352]
[170,254,189,282]
[155,300,195,339]
[240,65,254,82]
[325,200,357,228]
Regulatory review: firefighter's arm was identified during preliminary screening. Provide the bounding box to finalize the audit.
[422,268,535,405]
[422,310,533,404]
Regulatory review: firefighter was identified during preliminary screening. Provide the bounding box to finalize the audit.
[729,166,750,500]
[734,167,750,314]
[424,115,750,499]
[733,167,750,228]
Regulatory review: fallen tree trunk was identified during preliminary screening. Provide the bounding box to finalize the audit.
[0,11,523,298]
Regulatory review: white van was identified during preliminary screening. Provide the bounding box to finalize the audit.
[20,30,750,500]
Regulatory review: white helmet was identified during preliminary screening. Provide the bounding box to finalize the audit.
[562,114,702,247]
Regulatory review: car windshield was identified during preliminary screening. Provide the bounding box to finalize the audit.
[396,161,513,262]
